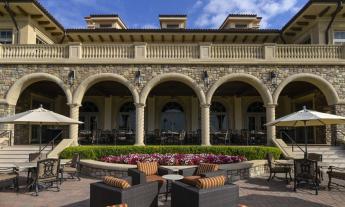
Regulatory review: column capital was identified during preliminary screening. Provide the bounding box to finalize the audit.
[264,103,277,108]
[69,103,81,108]
[135,103,145,108]
[200,103,211,108]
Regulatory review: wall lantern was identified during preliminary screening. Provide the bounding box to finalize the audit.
[269,71,278,86]
[135,70,142,86]
[68,70,76,86]
[203,71,209,87]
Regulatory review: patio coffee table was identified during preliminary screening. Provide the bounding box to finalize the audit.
[162,174,184,201]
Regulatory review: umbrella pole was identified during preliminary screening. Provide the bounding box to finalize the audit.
[304,121,308,159]
[39,123,42,154]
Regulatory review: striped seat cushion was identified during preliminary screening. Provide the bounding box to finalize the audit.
[196,175,226,189]
[195,163,219,175]
[137,162,158,176]
[106,204,128,207]
[103,176,131,189]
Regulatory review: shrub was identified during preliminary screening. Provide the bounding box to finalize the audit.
[60,145,281,161]
[100,153,247,165]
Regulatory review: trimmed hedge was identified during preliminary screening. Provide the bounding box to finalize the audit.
[60,145,281,161]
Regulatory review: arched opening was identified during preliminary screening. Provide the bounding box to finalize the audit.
[210,102,228,132]
[79,80,136,145]
[144,81,201,145]
[209,81,268,145]
[276,81,331,144]
[14,81,69,145]
[118,102,136,131]
[161,102,185,131]
[79,101,99,132]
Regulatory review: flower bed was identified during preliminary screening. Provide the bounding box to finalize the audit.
[100,153,247,166]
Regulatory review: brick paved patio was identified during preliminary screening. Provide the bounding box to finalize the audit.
[0,174,344,207]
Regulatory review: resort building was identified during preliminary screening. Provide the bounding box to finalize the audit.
[1,0,345,149]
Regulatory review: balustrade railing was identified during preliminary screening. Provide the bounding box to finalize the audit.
[210,44,264,59]
[82,44,134,59]
[147,44,199,59]
[2,44,68,59]
[1,43,344,61]
[276,45,343,59]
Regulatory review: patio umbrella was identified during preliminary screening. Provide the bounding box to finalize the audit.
[0,105,82,152]
[266,106,345,158]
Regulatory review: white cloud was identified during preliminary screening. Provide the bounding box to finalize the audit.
[194,0,300,28]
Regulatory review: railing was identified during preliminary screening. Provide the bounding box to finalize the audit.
[210,44,264,59]
[2,44,68,59]
[82,44,134,59]
[38,130,63,155]
[280,130,305,153]
[275,45,343,59]
[1,43,344,62]
[147,44,199,59]
[0,130,12,146]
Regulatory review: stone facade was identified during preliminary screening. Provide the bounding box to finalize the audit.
[0,63,344,145]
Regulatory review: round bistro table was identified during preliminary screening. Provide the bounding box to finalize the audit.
[162,174,184,201]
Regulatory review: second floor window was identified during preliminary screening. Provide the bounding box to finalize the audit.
[0,30,13,44]
[334,31,345,44]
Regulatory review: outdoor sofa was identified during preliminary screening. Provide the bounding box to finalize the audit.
[171,181,239,207]
[90,176,159,207]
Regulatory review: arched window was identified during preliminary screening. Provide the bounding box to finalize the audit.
[161,102,185,131]
[210,102,228,132]
[118,102,136,131]
[246,102,266,131]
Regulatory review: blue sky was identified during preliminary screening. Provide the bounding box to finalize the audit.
[39,0,308,29]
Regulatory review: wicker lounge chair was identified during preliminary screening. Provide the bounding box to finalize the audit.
[171,181,239,207]
[90,177,159,207]
[0,167,19,191]
[178,164,227,186]
[128,164,173,194]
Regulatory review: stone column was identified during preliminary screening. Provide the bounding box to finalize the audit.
[201,104,211,146]
[135,103,145,146]
[265,104,276,146]
[69,104,80,146]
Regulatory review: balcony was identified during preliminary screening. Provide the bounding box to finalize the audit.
[0,43,344,64]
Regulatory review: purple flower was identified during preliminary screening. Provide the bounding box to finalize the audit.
[100,153,247,165]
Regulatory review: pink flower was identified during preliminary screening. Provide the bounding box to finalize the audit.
[100,153,247,166]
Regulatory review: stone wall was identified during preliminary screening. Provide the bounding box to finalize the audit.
[0,64,345,101]
[79,159,269,180]
[1,63,345,145]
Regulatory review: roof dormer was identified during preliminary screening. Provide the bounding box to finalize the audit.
[85,14,127,29]
[159,15,187,29]
[219,14,262,30]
